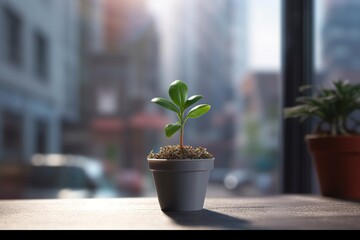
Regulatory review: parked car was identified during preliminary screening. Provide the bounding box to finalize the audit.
[0,154,120,199]
[223,169,253,191]
[223,168,276,196]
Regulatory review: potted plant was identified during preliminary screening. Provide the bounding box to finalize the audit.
[284,79,360,200]
[148,80,215,211]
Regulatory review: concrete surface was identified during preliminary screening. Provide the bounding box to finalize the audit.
[1,195,360,230]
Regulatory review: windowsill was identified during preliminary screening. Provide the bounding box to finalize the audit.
[1,195,360,230]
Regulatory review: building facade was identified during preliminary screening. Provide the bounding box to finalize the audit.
[322,0,360,83]
[69,0,166,196]
[238,71,280,180]
[0,0,80,162]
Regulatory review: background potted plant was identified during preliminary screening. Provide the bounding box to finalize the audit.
[148,80,214,211]
[284,79,360,200]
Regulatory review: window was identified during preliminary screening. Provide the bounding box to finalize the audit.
[34,31,49,80]
[4,6,22,66]
[315,0,360,166]
[146,0,282,197]
[35,119,47,154]
[281,0,360,193]
[2,110,23,161]
[65,63,78,111]
[96,88,118,115]
[0,0,282,199]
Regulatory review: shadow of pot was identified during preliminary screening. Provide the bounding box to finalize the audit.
[148,158,214,212]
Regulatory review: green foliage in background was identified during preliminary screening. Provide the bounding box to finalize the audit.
[284,79,360,136]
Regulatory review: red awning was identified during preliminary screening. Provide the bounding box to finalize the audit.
[90,119,126,132]
[90,112,170,132]
[130,112,169,130]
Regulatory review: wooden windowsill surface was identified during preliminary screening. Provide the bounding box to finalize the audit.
[1,195,360,230]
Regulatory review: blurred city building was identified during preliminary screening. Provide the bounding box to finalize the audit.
[62,0,166,196]
[0,0,80,162]
[241,72,280,147]
[238,72,280,193]
[322,0,360,84]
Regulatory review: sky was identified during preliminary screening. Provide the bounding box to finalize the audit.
[248,0,324,71]
[248,0,281,71]
[315,0,324,71]
[147,0,281,71]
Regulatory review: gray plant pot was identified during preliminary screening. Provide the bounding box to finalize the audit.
[148,158,214,212]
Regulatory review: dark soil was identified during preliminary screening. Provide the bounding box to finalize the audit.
[147,145,214,159]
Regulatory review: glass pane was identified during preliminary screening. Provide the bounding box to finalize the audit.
[314,0,360,193]
[315,0,360,84]
[0,0,282,199]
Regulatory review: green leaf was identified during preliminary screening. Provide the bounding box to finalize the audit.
[184,95,203,109]
[151,97,179,114]
[169,80,188,108]
[165,123,182,138]
[187,104,211,119]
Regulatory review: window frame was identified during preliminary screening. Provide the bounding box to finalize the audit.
[281,0,314,193]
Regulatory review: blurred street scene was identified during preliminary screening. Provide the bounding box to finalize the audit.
[0,0,284,199]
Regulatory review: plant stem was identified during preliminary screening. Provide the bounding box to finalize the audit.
[180,126,184,148]
[180,109,184,148]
